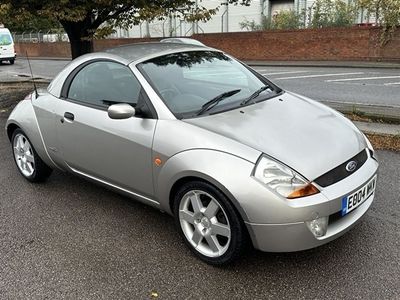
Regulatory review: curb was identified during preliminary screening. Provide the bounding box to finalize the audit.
[17,56,71,61]
[354,121,400,136]
[320,100,400,124]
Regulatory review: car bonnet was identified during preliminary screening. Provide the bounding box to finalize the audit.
[184,92,367,181]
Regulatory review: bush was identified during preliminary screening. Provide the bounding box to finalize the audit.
[273,10,303,30]
[310,0,357,28]
[240,11,303,31]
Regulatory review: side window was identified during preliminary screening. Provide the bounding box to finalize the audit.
[68,61,141,107]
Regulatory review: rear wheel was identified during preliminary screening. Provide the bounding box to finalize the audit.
[173,181,247,265]
[9,59,15,65]
[11,129,52,182]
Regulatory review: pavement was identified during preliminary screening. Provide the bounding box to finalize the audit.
[354,121,400,136]
[0,109,399,299]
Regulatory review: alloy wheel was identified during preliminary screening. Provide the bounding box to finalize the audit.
[13,133,35,177]
[179,190,231,258]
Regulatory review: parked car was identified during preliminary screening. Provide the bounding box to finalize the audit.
[0,27,16,65]
[5,42,378,265]
[160,37,205,46]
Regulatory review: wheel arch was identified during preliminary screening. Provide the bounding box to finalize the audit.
[168,173,251,221]
[6,122,19,141]
[156,149,255,223]
[6,100,58,170]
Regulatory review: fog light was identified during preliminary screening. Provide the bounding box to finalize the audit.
[305,216,329,237]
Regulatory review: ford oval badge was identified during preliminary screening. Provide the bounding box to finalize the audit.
[346,160,357,172]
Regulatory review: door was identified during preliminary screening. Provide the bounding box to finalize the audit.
[56,60,157,199]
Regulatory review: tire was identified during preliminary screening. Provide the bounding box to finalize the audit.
[11,129,52,182]
[173,180,247,265]
[9,59,15,65]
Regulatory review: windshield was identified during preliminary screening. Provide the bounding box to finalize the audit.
[138,51,279,118]
[0,33,12,46]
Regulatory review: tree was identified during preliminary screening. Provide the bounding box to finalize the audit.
[0,5,60,33]
[1,0,250,59]
[357,0,400,43]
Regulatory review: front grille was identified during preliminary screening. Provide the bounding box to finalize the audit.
[314,149,368,187]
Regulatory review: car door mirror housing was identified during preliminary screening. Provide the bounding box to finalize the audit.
[108,103,136,119]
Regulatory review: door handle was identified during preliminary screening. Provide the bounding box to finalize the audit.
[63,112,75,122]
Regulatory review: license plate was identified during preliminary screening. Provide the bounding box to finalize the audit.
[341,175,377,216]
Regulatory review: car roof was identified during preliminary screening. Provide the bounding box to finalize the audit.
[47,42,221,99]
[105,42,212,63]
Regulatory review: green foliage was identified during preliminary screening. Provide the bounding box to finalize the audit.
[1,0,250,57]
[0,4,60,32]
[310,0,357,28]
[239,18,263,31]
[357,0,400,44]
[240,11,303,31]
[273,10,303,30]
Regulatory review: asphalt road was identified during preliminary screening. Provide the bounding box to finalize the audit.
[0,58,69,81]
[251,65,400,107]
[0,59,399,107]
[0,110,399,299]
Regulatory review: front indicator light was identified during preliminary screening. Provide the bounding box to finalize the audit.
[306,216,328,237]
[287,183,319,199]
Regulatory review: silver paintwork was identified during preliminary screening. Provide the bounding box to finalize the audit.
[5,43,379,254]
[185,92,367,181]
[107,103,136,119]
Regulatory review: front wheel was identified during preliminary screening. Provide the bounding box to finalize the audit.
[12,129,52,182]
[173,181,247,265]
[9,59,15,65]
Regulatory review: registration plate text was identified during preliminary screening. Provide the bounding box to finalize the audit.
[341,175,376,216]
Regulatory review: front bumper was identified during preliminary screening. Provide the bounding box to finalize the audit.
[0,56,16,61]
[246,191,374,252]
[241,151,378,252]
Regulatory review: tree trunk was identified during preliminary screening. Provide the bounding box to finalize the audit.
[69,38,93,59]
[60,15,95,59]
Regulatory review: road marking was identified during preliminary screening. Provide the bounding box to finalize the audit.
[261,70,310,76]
[326,75,400,82]
[253,68,269,72]
[384,82,400,86]
[275,72,364,80]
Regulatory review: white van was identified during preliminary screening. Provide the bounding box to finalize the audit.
[0,27,16,65]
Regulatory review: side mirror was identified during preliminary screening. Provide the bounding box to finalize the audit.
[108,103,135,119]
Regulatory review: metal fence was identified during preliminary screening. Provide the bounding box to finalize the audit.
[12,29,69,43]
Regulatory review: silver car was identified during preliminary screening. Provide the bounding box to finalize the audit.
[6,43,378,265]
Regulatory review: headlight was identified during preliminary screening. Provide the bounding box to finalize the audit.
[253,155,319,199]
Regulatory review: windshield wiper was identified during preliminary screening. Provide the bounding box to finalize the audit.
[240,86,271,106]
[196,89,241,116]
